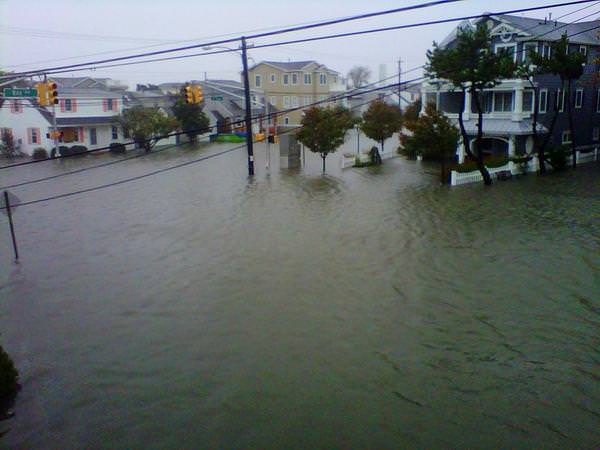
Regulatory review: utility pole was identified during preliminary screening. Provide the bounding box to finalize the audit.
[265,98,270,171]
[397,58,402,112]
[241,37,255,176]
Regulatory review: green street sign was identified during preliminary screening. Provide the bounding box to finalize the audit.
[3,87,37,97]
[210,95,223,101]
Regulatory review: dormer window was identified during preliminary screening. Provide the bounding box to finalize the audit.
[495,43,517,62]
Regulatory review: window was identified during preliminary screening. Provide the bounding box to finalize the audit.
[593,127,599,141]
[523,90,534,112]
[555,89,565,112]
[493,92,513,112]
[291,96,299,107]
[319,95,327,102]
[575,89,584,108]
[303,95,311,106]
[283,74,289,85]
[495,43,517,62]
[111,126,118,140]
[541,42,551,58]
[269,96,277,106]
[523,42,538,63]
[90,128,97,145]
[10,100,23,113]
[319,73,327,85]
[284,117,289,125]
[304,73,312,85]
[106,99,114,111]
[333,75,338,84]
[539,89,548,113]
[74,128,80,142]
[255,75,261,87]
[562,130,572,144]
[270,73,276,83]
[292,73,298,85]
[283,96,290,108]
[64,99,73,111]
[28,128,40,144]
[579,45,587,63]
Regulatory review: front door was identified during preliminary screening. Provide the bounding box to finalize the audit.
[90,128,97,145]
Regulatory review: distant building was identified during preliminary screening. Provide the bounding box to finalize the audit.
[247,60,346,125]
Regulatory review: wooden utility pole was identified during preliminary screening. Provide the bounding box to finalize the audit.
[241,37,255,176]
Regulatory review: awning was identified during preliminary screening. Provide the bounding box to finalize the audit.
[453,118,548,136]
[56,117,118,126]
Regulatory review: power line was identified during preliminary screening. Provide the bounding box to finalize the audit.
[9,0,596,79]
[0,0,474,78]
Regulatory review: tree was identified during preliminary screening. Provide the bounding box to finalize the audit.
[530,35,585,170]
[118,106,178,152]
[172,100,210,143]
[348,66,371,89]
[426,25,516,185]
[361,100,402,154]
[402,98,422,127]
[0,344,19,407]
[400,103,460,183]
[297,106,355,172]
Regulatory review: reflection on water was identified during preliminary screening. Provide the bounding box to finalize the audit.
[0,143,598,449]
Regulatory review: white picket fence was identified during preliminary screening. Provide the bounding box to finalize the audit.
[450,148,599,186]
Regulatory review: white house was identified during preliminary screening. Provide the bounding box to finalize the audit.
[0,86,125,156]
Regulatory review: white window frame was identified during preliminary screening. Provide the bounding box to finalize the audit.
[539,89,548,114]
[492,91,513,112]
[283,74,289,85]
[579,45,587,56]
[291,73,298,85]
[269,96,277,106]
[522,42,538,63]
[575,88,584,109]
[284,116,290,125]
[291,96,299,107]
[556,89,565,112]
[495,43,517,62]
[319,73,327,85]
[283,96,290,108]
[111,126,118,140]
[255,74,261,88]
[541,42,551,59]
[562,130,572,144]
[523,89,534,112]
[593,127,599,141]
[270,73,276,83]
[30,128,39,144]
[64,99,73,111]
[304,73,312,85]
[318,94,327,102]
[303,95,311,106]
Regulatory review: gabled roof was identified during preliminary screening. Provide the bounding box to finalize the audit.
[59,87,122,98]
[249,60,339,74]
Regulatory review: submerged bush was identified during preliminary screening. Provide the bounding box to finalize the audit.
[32,147,48,160]
[548,145,568,171]
[109,143,126,154]
[0,345,18,402]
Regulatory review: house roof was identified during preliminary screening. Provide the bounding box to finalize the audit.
[60,87,122,98]
[249,60,339,74]
[456,118,548,135]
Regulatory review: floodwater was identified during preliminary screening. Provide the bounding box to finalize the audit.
[0,137,599,449]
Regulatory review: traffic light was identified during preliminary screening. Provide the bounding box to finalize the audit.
[47,81,58,105]
[36,82,48,106]
[183,85,194,104]
[192,85,203,104]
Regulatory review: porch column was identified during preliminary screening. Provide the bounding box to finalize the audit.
[463,90,471,121]
[458,138,466,163]
[512,79,524,122]
[508,135,516,157]
[420,86,427,115]
[525,135,534,154]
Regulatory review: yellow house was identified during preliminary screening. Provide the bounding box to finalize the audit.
[247,60,345,126]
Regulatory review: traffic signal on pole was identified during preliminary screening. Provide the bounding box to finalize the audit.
[192,85,203,104]
[47,81,58,105]
[36,82,48,106]
[183,85,193,104]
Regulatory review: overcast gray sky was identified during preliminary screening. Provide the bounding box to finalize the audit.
[1,0,598,88]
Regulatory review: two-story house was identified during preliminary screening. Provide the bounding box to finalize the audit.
[247,60,346,126]
[0,79,125,157]
[421,14,600,163]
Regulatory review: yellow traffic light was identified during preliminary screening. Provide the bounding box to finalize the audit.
[36,82,48,106]
[47,81,58,105]
[183,85,194,104]
[192,85,203,104]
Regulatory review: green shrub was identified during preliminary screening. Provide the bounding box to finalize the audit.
[509,155,533,164]
[32,147,48,160]
[0,345,18,402]
[397,145,417,159]
[109,143,126,154]
[548,145,568,171]
[69,145,88,156]
[449,155,508,173]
